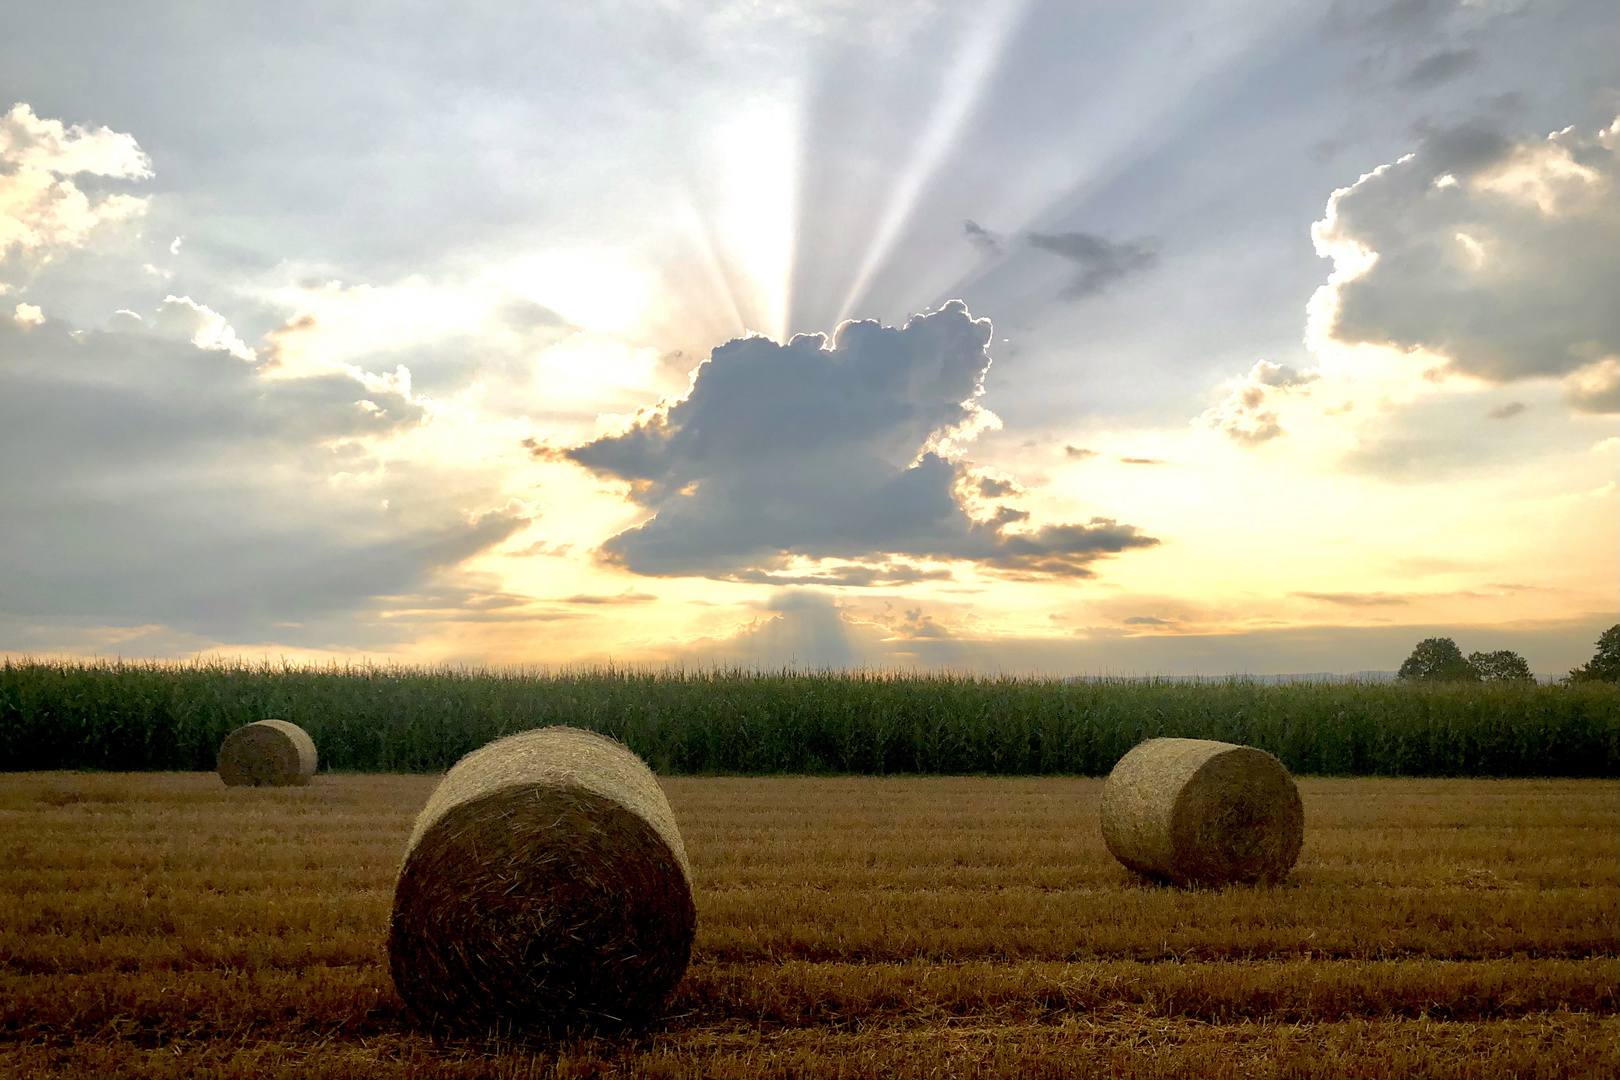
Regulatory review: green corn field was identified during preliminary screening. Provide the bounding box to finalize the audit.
[2,659,1615,777]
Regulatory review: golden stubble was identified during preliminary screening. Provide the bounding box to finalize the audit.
[1,773,1615,1078]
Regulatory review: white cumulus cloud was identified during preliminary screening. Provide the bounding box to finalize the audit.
[1201,113,1620,448]
[1310,115,1619,392]
[1195,359,1319,446]
[157,295,258,363]
[0,103,151,267]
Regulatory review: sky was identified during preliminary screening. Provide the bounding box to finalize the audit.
[1,0,1616,676]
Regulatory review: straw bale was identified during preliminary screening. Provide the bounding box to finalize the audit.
[216,719,317,787]
[1100,737,1302,887]
[389,726,695,1033]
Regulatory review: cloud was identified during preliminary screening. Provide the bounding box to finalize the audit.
[876,605,954,641]
[1119,457,1166,466]
[0,310,527,646]
[1063,445,1098,459]
[670,593,973,671]
[0,103,150,268]
[976,476,1018,498]
[1400,48,1478,89]
[1349,0,1452,36]
[1311,114,1620,387]
[1024,230,1158,299]
[723,561,956,588]
[561,591,659,604]
[963,219,1002,255]
[566,302,1158,583]
[1562,356,1619,415]
[665,599,1618,679]
[680,591,863,670]
[157,295,258,363]
[1292,591,1410,607]
[1196,360,1320,445]
[1201,114,1619,451]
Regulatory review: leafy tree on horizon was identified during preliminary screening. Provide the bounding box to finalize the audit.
[1567,624,1620,683]
[1468,649,1533,682]
[1398,637,1480,682]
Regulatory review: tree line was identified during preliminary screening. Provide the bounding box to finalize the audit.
[1399,624,1620,684]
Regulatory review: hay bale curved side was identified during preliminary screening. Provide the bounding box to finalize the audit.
[389,726,696,1033]
[1100,737,1302,886]
[216,719,318,787]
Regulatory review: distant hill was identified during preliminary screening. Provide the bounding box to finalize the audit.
[1066,670,1578,684]
[1067,671,1400,684]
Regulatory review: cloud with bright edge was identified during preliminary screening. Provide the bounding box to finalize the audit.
[0,106,540,653]
[0,308,531,645]
[1200,114,1620,445]
[0,103,150,266]
[565,301,1159,586]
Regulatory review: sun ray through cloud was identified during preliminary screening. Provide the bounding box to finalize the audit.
[833,0,1031,325]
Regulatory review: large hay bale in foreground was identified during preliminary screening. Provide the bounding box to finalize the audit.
[216,719,317,787]
[389,726,696,1033]
[1100,737,1302,887]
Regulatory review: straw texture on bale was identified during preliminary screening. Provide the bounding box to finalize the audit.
[389,726,695,1033]
[1100,737,1302,887]
[216,719,318,787]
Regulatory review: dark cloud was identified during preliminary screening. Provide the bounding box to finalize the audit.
[1485,401,1526,420]
[1124,616,1172,626]
[977,476,1017,498]
[0,313,525,645]
[1063,445,1098,459]
[963,219,1001,256]
[1350,0,1452,36]
[566,302,1158,583]
[1024,230,1158,299]
[884,606,952,640]
[1410,117,1512,174]
[1401,48,1479,89]
[1119,457,1166,465]
[1328,0,1459,45]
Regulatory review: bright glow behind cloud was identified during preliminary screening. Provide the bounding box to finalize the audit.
[704,102,802,342]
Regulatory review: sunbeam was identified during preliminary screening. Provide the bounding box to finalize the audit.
[935,1,1311,310]
[834,0,1030,325]
[6,0,1615,686]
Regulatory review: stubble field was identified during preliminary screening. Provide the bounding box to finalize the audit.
[1,773,1615,1079]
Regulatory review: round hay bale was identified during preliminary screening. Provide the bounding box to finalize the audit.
[388,726,696,1033]
[1100,737,1302,887]
[216,719,317,787]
